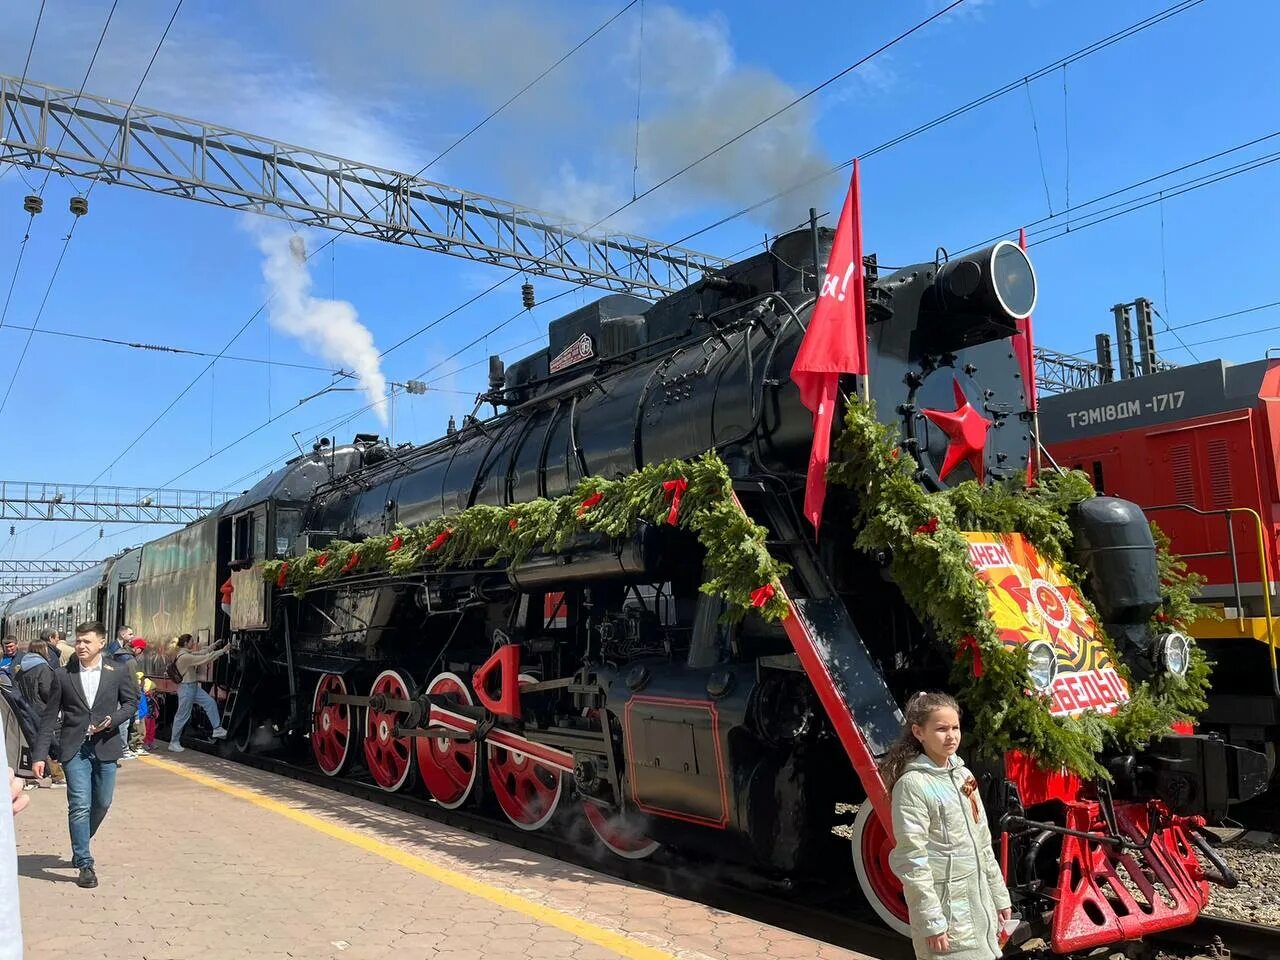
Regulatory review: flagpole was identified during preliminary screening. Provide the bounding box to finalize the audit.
[855,160,871,406]
[808,207,822,295]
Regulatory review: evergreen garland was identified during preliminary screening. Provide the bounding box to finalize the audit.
[828,399,1212,779]
[261,452,790,622]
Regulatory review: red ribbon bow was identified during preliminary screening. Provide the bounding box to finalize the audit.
[508,518,518,531]
[315,553,329,568]
[340,551,361,574]
[427,529,452,552]
[662,476,688,526]
[578,491,604,516]
[750,583,776,609]
[388,535,404,553]
[957,635,984,677]
[914,516,940,535]
[276,563,289,588]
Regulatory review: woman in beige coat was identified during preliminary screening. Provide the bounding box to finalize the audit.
[884,692,1012,960]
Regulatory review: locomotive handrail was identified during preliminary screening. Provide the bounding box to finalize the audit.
[1144,503,1280,699]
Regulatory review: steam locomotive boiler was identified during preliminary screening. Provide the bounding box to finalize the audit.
[4,227,1266,955]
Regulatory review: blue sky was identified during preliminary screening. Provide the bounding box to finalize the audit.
[0,0,1276,567]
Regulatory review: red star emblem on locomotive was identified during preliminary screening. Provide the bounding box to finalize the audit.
[921,377,993,481]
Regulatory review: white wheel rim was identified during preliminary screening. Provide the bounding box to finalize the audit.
[419,671,479,809]
[850,801,912,937]
[363,669,415,792]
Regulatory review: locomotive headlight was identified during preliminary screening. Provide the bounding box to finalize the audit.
[1026,641,1059,692]
[1155,631,1192,678]
[989,240,1037,320]
[927,239,1038,347]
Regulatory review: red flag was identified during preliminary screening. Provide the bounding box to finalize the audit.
[1013,227,1037,412]
[791,160,869,533]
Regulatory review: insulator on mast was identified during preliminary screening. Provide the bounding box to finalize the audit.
[521,281,535,310]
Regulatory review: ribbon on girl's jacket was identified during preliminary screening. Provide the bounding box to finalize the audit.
[961,775,981,824]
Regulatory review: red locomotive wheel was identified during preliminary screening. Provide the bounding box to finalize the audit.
[489,673,563,831]
[416,672,479,809]
[850,801,911,936]
[363,669,416,792]
[311,673,360,777]
[582,802,661,860]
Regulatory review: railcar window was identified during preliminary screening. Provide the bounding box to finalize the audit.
[275,509,302,558]
[253,511,267,560]
[234,514,251,563]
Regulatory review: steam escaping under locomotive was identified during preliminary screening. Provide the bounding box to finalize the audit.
[3,227,1267,955]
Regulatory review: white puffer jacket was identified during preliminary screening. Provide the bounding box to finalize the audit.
[888,753,1011,960]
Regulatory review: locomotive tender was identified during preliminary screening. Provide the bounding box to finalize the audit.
[4,229,1265,955]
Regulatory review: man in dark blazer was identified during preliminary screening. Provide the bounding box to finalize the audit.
[31,620,138,888]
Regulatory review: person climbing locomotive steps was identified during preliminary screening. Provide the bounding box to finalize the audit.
[29,620,139,889]
[166,633,230,751]
[886,692,1014,960]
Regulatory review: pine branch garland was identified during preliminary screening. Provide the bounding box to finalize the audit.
[261,452,790,622]
[829,398,1212,779]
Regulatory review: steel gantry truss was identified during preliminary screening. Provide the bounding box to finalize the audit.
[0,74,727,296]
[0,481,235,524]
[0,578,64,596]
[1034,347,1111,394]
[0,560,100,575]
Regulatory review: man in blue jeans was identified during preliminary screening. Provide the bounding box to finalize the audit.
[31,621,138,888]
[167,633,229,751]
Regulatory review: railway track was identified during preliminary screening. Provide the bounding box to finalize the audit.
[184,739,1280,960]
[1150,914,1280,960]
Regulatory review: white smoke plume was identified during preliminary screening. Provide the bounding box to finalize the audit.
[254,226,389,424]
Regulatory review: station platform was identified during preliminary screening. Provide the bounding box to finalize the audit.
[14,748,877,960]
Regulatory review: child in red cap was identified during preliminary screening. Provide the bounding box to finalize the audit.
[127,639,156,753]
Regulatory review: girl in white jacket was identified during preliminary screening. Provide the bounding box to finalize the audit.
[884,692,1012,960]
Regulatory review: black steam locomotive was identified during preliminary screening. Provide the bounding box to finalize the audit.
[3,228,1265,954]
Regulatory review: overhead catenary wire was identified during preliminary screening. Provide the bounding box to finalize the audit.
[0,0,115,333]
[665,0,1206,249]
[68,0,952,505]
[34,0,120,196]
[0,323,348,374]
[411,0,640,178]
[0,1,183,420]
[0,0,47,191]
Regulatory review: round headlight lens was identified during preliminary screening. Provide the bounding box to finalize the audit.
[1026,641,1058,692]
[990,240,1037,320]
[1159,632,1192,678]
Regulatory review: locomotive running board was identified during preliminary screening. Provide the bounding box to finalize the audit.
[730,488,902,836]
[779,595,901,837]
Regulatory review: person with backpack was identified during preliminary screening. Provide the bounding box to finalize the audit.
[167,633,229,752]
[15,639,63,786]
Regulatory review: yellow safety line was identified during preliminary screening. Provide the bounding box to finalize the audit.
[139,755,675,960]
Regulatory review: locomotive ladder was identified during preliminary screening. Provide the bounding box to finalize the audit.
[732,480,903,836]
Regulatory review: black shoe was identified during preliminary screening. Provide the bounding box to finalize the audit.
[76,866,97,888]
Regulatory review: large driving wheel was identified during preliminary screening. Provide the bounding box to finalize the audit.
[851,801,911,936]
[311,673,359,777]
[416,672,479,808]
[363,669,416,792]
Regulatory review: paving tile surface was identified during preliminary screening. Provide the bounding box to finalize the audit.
[13,748,876,960]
